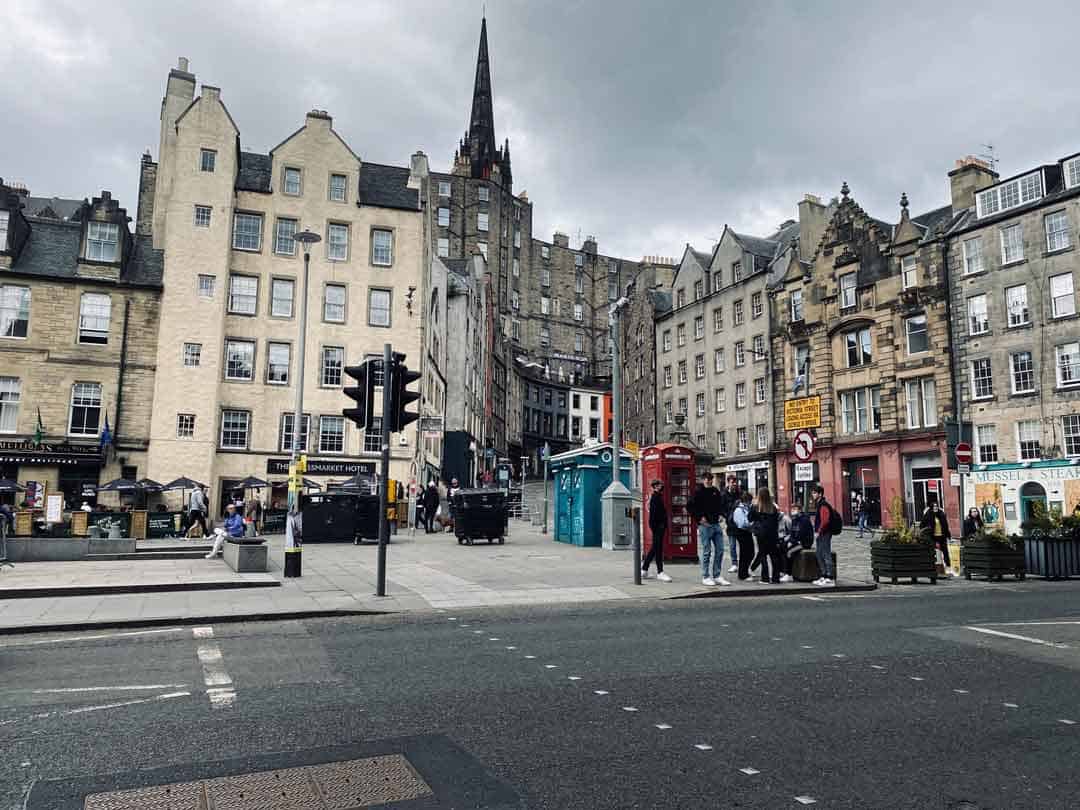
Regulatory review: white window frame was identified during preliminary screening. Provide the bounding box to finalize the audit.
[733,300,744,325]
[677,325,686,347]
[224,339,255,381]
[323,284,347,323]
[696,392,705,416]
[438,180,451,198]
[714,348,725,373]
[193,205,212,228]
[86,222,120,262]
[999,223,1024,264]
[200,149,216,173]
[176,413,195,439]
[329,173,348,202]
[1006,284,1029,327]
[318,415,346,454]
[540,297,550,316]
[437,237,449,258]
[735,382,747,408]
[197,274,215,298]
[967,294,988,336]
[68,382,102,437]
[78,293,111,344]
[694,316,704,340]
[677,360,687,385]
[1,285,33,338]
[274,217,297,256]
[905,315,928,355]
[900,256,917,289]
[976,171,1044,218]
[970,357,994,399]
[280,413,311,452]
[839,386,881,435]
[282,167,302,196]
[371,229,393,266]
[1016,419,1042,461]
[715,388,726,412]
[1045,210,1071,252]
[663,366,672,388]
[227,274,258,315]
[737,427,748,453]
[713,308,723,332]
[1010,351,1035,394]
[790,289,804,321]
[232,212,263,252]
[368,288,391,327]
[1063,414,1080,458]
[976,424,998,464]
[1056,341,1080,388]
[183,342,201,367]
[271,278,294,318]
[437,207,450,227]
[962,236,983,275]
[477,212,489,232]
[662,331,671,352]
[754,377,766,404]
[327,222,349,261]
[716,430,727,455]
[1051,273,1076,318]
[573,303,583,321]
[266,341,290,385]
[756,424,767,450]
[904,377,937,429]
[734,341,745,367]
[751,292,763,319]
[219,409,250,450]
[0,376,20,433]
[695,354,705,379]
[321,347,344,387]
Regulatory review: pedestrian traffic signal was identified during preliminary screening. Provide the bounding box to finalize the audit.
[389,352,421,432]
[342,359,376,429]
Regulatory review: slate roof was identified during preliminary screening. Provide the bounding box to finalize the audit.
[911,204,955,241]
[443,258,471,278]
[10,217,163,288]
[236,152,272,193]
[653,290,673,315]
[358,163,419,211]
[690,249,712,268]
[732,231,778,260]
[24,196,83,221]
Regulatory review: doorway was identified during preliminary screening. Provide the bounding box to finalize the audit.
[1019,482,1048,526]
[910,465,944,523]
[842,458,880,527]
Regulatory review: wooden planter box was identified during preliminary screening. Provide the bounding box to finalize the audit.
[962,540,1025,581]
[871,541,937,584]
[1024,536,1080,580]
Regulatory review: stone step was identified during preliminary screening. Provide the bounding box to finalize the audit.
[87,551,210,561]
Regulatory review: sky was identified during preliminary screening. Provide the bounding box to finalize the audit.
[5,0,1080,260]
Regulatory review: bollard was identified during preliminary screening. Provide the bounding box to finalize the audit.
[628,505,641,585]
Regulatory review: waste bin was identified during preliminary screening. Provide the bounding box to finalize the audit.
[302,491,379,542]
[452,488,508,545]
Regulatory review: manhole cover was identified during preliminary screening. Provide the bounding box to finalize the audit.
[84,755,432,810]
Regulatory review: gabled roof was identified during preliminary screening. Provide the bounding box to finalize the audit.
[358,163,419,211]
[236,152,272,193]
[731,231,778,260]
[11,218,163,287]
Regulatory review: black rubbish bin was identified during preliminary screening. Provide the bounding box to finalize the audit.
[302,491,379,542]
[452,489,508,545]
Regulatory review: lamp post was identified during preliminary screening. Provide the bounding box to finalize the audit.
[285,228,321,578]
[601,296,632,551]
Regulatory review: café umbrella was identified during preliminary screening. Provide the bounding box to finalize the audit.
[136,478,164,492]
[0,479,26,494]
[162,476,206,512]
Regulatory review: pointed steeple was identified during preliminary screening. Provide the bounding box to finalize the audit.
[465,17,498,180]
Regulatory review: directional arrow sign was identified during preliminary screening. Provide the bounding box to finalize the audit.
[793,430,815,461]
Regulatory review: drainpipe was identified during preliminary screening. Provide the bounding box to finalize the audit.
[941,238,964,522]
[113,298,131,462]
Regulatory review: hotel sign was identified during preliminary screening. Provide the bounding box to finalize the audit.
[0,441,103,466]
[266,458,375,477]
[784,396,822,431]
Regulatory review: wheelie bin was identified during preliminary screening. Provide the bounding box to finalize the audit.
[452,488,508,545]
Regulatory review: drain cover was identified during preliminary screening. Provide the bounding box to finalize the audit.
[85,755,432,810]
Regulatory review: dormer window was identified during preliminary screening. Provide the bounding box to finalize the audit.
[1065,157,1080,190]
[86,222,119,262]
[976,170,1044,218]
[0,211,8,250]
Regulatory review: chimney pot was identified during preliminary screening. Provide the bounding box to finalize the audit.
[178,57,189,72]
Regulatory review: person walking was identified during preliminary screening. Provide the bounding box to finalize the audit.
[810,485,838,586]
[642,479,672,582]
[187,486,209,539]
[422,481,440,534]
[749,488,783,584]
[243,489,262,537]
[962,506,984,540]
[730,491,756,581]
[689,471,728,586]
[720,476,741,574]
[854,492,869,538]
[920,497,958,577]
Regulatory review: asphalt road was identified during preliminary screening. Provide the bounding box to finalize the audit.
[3,583,1080,809]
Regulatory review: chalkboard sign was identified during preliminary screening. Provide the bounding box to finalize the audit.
[87,512,132,536]
[262,509,287,535]
[148,512,183,538]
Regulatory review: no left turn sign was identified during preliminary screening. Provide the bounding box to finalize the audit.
[793,430,815,461]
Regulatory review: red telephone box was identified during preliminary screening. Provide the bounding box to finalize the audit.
[641,443,697,561]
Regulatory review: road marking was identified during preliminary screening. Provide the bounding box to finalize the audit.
[488,638,500,641]
[9,627,184,647]
[30,684,186,694]
[568,676,582,681]
[622,706,638,712]
[795,797,818,805]
[594,690,609,696]
[524,655,537,659]
[739,767,760,775]
[954,689,970,694]
[964,626,1069,648]
[1003,702,1019,708]
[694,744,712,751]
[656,724,672,730]
[505,646,517,650]
[460,624,471,627]
[0,690,191,726]
[192,627,235,709]
[545,664,559,669]
[870,665,885,670]
[831,654,847,659]
[1058,719,1077,725]
[801,596,825,602]
[988,621,1080,626]
[447,617,457,621]
[771,637,783,641]
[800,645,814,649]
[473,630,484,635]
[910,677,925,682]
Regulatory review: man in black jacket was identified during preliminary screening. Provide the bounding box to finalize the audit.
[719,476,742,575]
[642,480,672,582]
[690,472,729,586]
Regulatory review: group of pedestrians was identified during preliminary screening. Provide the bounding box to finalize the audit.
[643,472,839,587]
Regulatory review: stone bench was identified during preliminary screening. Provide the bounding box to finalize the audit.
[791,548,838,582]
[223,537,268,573]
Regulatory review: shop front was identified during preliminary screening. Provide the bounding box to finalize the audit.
[0,440,104,508]
[721,459,770,496]
[965,460,1080,536]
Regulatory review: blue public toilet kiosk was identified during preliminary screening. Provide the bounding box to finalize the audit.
[550,442,634,547]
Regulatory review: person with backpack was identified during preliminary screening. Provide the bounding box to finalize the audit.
[730,490,756,581]
[920,497,958,577]
[749,488,783,584]
[810,484,840,586]
[642,479,672,582]
[720,476,742,574]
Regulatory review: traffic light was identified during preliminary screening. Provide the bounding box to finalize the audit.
[389,352,421,432]
[342,359,376,430]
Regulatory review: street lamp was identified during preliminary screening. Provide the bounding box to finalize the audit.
[285,228,321,579]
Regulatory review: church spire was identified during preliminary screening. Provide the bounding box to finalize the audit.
[466,17,498,180]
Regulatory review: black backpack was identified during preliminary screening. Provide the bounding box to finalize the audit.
[824,500,843,535]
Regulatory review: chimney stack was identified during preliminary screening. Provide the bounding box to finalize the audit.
[797,193,828,263]
[553,231,570,248]
[948,156,998,212]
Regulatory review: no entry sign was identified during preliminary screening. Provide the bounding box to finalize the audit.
[954,442,972,465]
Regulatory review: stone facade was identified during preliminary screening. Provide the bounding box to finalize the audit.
[144,61,426,513]
[621,257,676,448]
[442,255,488,484]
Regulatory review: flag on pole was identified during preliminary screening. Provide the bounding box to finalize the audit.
[99,414,113,450]
[33,408,44,446]
[792,359,807,394]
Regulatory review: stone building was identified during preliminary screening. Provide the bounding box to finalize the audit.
[0,180,162,505]
[770,184,957,527]
[943,154,1080,533]
[442,255,488,485]
[143,59,427,512]
[519,365,572,473]
[621,257,676,448]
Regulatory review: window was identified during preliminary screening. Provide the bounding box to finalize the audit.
[717,431,727,455]
[713,308,723,332]
[224,339,255,381]
[1009,351,1035,393]
[318,415,345,454]
[371,229,393,266]
[267,342,290,384]
[1000,224,1024,264]
[967,294,988,335]
[368,288,391,327]
[477,212,489,232]
[228,275,257,315]
[756,424,767,450]
[713,273,723,293]
[962,236,983,275]
[732,261,742,283]
[437,207,450,228]
[839,386,881,434]
[971,358,993,399]
[176,413,195,439]
[220,410,250,449]
[571,416,581,438]
[200,149,216,172]
[1051,273,1076,317]
[68,382,102,436]
[735,341,745,367]
[1006,285,1029,327]
[283,167,302,195]
[539,327,550,348]
[280,413,310,452]
[321,347,344,386]
[735,382,747,408]
[693,280,703,301]
[662,331,671,352]
[845,327,873,366]
[541,297,550,315]
[329,173,347,202]
[1067,158,1080,190]
[976,171,1043,217]
[677,360,687,384]
[905,316,928,354]
[1017,420,1041,461]
[714,348,725,373]
[976,425,998,463]
[574,332,583,352]
[232,212,263,251]
[477,186,489,202]
[1045,211,1071,252]
[194,205,211,227]
[715,388,726,412]
[677,324,686,347]
[269,278,294,318]
[541,269,551,287]
[270,218,297,256]
[1057,342,1080,387]
[438,180,451,198]
[514,230,521,248]
[694,316,704,340]
[737,428,748,452]
[327,223,349,261]
[794,345,810,389]
[78,293,111,344]
[754,377,766,404]
[676,289,685,308]
[324,284,346,322]
[183,343,201,367]
[790,289,804,322]
[751,292,763,318]
[695,354,705,379]
[663,365,672,388]
[0,377,20,432]
[901,255,917,289]
[752,334,765,360]
[437,238,449,257]
[840,273,857,308]
[590,395,600,411]
[511,291,520,311]
[1063,415,1080,457]
[608,279,618,300]
[733,300,744,325]
[574,274,583,293]
[197,274,215,298]
[678,397,688,416]
[85,221,120,262]
[0,211,7,249]
[904,377,937,428]
[664,401,673,424]
[696,392,706,416]
[513,258,520,276]
[542,245,550,260]
[575,253,584,267]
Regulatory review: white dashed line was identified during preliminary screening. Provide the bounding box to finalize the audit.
[656,724,672,730]
[965,626,1070,648]
[473,630,484,635]
[739,767,761,775]
[795,796,817,805]
[831,654,847,659]
[460,624,471,627]
[545,664,559,669]
[801,596,825,602]
[192,627,235,709]
[622,706,639,712]
[954,689,969,694]
[1058,719,1077,725]
[9,627,186,647]
[870,665,885,670]
[524,655,537,659]
[30,684,186,694]
[488,638,500,641]
[447,617,457,621]
[1003,702,1019,708]
[800,645,814,649]
[909,677,925,682]
[568,676,582,681]
[505,646,517,650]
[594,690,609,696]
[694,744,713,751]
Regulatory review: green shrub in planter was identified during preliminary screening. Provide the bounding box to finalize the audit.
[961,529,1025,581]
[870,496,937,584]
